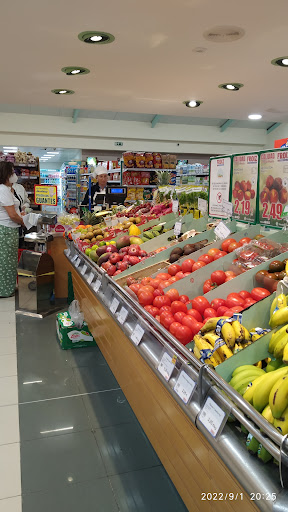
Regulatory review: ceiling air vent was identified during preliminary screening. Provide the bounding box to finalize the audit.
[203,26,245,43]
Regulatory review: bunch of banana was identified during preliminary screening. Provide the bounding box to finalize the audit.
[269,293,288,328]
[229,365,265,395]
[268,323,288,361]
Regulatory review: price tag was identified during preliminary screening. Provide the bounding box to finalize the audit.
[131,324,145,346]
[222,199,233,216]
[174,221,182,236]
[71,254,78,262]
[174,370,196,404]
[118,307,128,325]
[66,249,71,257]
[198,198,207,213]
[93,279,102,292]
[75,258,81,268]
[172,200,179,213]
[81,264,87,276]
[214,221,231,240]
[87,272,94,285]
[157,352,177,382]
[198,396,226,438]
[111,218,118,226]
[110,297,119,314]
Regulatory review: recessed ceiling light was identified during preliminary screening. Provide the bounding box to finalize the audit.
[46,152,59,154]
[61,67,90,76]
[78,31,115,45]
[51,89,74,95]
[248,114,262,120]
[271,56,288,67]
[184,100,203,108]
[218,83,243,91]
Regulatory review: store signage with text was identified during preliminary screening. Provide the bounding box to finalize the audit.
[34,185,58,206]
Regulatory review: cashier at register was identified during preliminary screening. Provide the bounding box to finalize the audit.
[81,166,109,206]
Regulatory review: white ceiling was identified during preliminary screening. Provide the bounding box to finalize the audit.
[1,0,288,124]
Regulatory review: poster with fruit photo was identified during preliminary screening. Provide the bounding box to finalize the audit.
[259,149,288,228]
[231,153,258,223]
[209,157,231,218]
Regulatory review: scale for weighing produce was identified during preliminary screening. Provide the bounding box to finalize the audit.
[16,213,61,318]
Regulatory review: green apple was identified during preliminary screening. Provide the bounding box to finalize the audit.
[85,248,92,256]
[91,244,98,250]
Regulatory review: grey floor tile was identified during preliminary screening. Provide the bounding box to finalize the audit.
[110,466,188,512]
[21,431,106,494]
[22,478,119,512]
[94,422,160,476]
[66,346,107,368]
[83,389,137,429]
[73,365,119,394]
[19,366,79,403]
[19,396,91,441]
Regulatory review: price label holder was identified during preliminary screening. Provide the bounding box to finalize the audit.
[75,258,81,268]
[172,200,179,214]
[157,352,177,382]
[198,396,228,440]
[198,198,208,213]
[71,254,78,262]
[214,221,231,240]
[66,248,71,257]
[222,199,233,217]
[81,264,87,276]
[174,370,196,405]
[131,324,145,346]
[174,221,182,236]
[118,306,128,325]
[93,278,102,293]
[110,297,120,314]
[87,271,94,285]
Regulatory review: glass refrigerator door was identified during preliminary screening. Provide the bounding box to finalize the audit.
[40,169,66,213]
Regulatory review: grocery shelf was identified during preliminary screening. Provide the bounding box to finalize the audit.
[125,184,156,188]
[18,175,39,179]
[14,163,38,168]
[124,167,175,171]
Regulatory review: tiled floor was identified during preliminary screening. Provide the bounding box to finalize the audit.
[0,299,188,511]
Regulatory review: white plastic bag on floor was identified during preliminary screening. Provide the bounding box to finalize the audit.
[68,300,84,328]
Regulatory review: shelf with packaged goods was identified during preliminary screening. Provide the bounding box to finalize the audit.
[123,167,176,172]
[125,184,156,188]
[64,241,288,511]
[18,175,39,180]
[14,163,38,168]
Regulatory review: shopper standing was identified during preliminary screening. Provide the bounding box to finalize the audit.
[13,180,30,248]
[0,162,24,297]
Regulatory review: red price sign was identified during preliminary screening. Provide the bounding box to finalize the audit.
[234,199,251,217]
[261,202,283,220]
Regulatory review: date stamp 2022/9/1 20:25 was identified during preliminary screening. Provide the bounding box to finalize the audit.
[201,492,277,501]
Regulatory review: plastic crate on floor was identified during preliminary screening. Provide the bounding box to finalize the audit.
[56,311,96,350]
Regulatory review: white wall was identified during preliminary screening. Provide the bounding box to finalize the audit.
[0,112,267,156]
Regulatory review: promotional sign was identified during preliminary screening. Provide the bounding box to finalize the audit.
[274,138,288,149]
[34,185,57,206]
[231,153,258,223]
[259,150,288,228]
[209,157,231,218]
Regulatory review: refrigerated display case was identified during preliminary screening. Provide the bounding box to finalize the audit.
[40,169,66,213]
[62,161,81,211]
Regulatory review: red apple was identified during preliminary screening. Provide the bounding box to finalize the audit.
[266,175,274,189]
[269,189,279,204]
[234,181,241,190]
[246,180,252,191]
[237,189,244,201]
[107,265,116,276]
[109,253,121,264]
[232,188,238,198]
[279,188,288,204]
[250,189,255,199]
[241,180,248,192]
[128,255,141,265]
[128,245,141,256]
[260,189,269,204]
[273,177,282,191]
[244,190,251,200]
[117,261,128,271]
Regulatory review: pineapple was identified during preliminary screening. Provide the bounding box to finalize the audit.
[81,209,103,225]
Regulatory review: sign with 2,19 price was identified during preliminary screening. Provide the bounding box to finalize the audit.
[34,185,58,206]
[231,153,258,223]
[259,150,288,228]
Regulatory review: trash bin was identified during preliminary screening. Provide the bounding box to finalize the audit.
[17,250,55,317]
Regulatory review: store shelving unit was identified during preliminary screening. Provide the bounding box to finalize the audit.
[15,160,40,210]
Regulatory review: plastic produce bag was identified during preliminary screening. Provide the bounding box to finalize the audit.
[68,300,84,328]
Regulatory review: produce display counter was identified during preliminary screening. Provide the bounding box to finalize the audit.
[64,240,288,512]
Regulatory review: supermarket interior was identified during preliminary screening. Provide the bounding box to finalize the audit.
[3,1,288,511]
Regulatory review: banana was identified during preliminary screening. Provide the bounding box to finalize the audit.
[221,322,236,349]
[258,444,273,463]
[269,375,288,418]
[251,333,262,342]
[253,367,288,412]
[254,361,262,369]
[231,320,245,343]
[274,405,288,435]
[232,365,260,378]
[230,368,265,393]
[266,359,283,372]
[283,342,288,364]
[246,433,259,455]
[243,326,251,342]
[233,343,244,353]
[193,334,222,367]
[262,404,274,425]
[200,316,229,334]
[193,346,201,359]
[243,367,288,404]
[270,306,288,329]
[273,332,288,359]
[268,324,288,353]
[204,333,233,361]
[270,293,287,318]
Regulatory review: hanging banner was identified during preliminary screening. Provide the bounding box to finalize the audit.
[208,157,231,218]
[259,149,288,228]
[34,185,58,206]
[231,153,258,223]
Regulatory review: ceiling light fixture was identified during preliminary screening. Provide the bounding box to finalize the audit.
[218,83,243,91]
[3,146,18,150]
[248,114,262,120]
[46,152,59,155]
[61,67,90,76]
[78,31,115,45]
[271,56,288,67]
[184,100,202,108]
[51,89,74,95]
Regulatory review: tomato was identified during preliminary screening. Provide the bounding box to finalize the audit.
[203,279,216,294]
[217,306,229,316]
[153,295,171,308]
[158,281,171,291]
[213,251,227,260]
[138,291,154,307]
[192,261,206,272]
[224,309,235,318]
[255,270,269,285]
[198,254,214,264]
[138,285,155,295]
[179,294,189,304]
[211,270,226,286]
[171,301,188,315]
[175,271,185,280]
[207,247,221,258]
[126,277,136,286]
[244,298,257,307]
[157,272,169,281]
[174,324,193,345]
[159,305,172,314]
[211,298,226,310]
[144,305,160,317]
[228,241,241,253]
[182,315,199,334]
[150,278,162,289]
[183,272,191,277]
[165,288,179,301]
[203,307,217,319]
[160,312,175,329]
[231,306,244,313]
[221,238,236,252]
[226,295,245,308]
[239,290,251,300]
[225,271,236,278]
[225,276,234,282]
[129,283,141,295]
[141,277,154,286]
[167,264,182,276]
[174,311,187,323]
[153,288,164,298]
[239,237,251,246]
[250,287,271,301]
[169,276,178,284]
[181,259,195,273]
[169,321,182,336]
[187,309,203,323]
[191,296,210,316]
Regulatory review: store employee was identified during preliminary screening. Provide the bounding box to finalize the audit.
[81,166,109,206]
